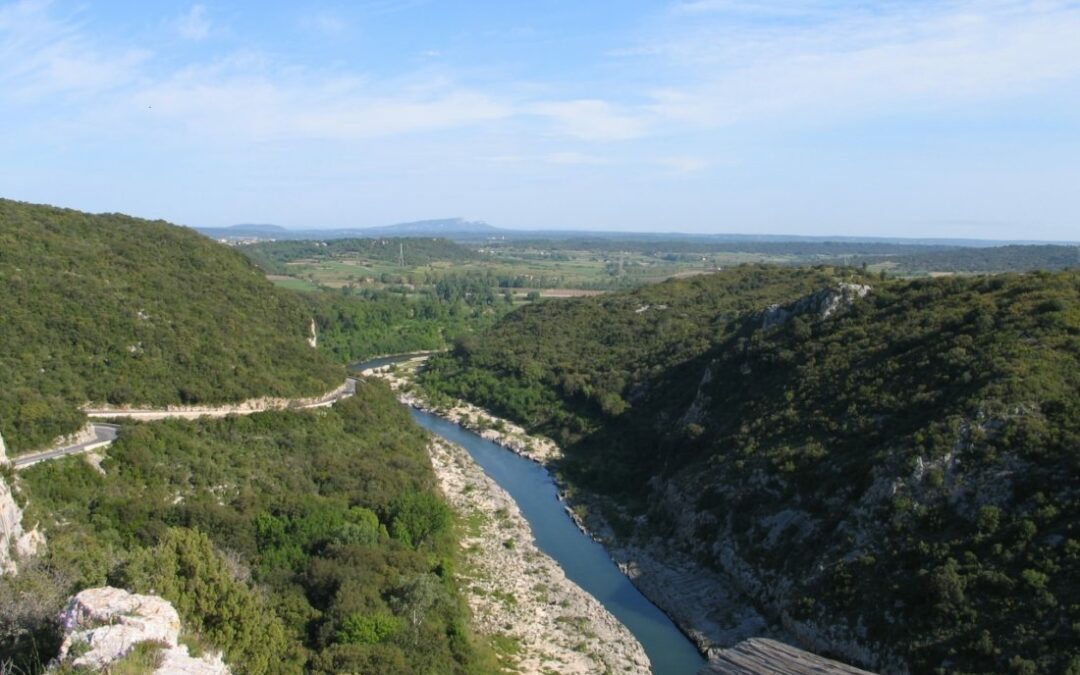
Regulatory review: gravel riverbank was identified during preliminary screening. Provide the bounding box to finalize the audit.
[428,436,650,674]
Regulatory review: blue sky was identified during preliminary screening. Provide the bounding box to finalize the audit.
[1,0,1079,239]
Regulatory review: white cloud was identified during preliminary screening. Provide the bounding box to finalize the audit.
[532,99,648,142]
[135,69,512,141]
[646,0,1080,127]
[545,151,610,165]
[301,12,348,37]
[673,0,840,17]
[0,3,511,143]
[176,4,210,41]
[476,152,611,166]
[657,155,709,173]
[0,0,147,101]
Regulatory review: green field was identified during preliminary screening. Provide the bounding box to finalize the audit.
[254,244,763,296]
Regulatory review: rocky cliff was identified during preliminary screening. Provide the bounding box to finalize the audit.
[1,432,45,575]
[758,283,871,330]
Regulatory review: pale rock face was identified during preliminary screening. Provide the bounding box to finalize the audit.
[0,480,22,575]
[56,587,229,674]
[1,442,44,575]
[307,318,318,348]
[761,283,872,330]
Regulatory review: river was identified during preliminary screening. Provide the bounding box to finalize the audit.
[354,357,705,674]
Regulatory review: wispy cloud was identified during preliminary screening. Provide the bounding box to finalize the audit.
[532,99,647,141]
[476,151,611,166]
[546,151,610,165]
[1,2,510,143]
[657,155,709,173]
[175,4,210,41]
[0,0,147,102]
[646,0,1080,127]
[673,0,841,18]
[135,69,512,142]
[301,11,348,37]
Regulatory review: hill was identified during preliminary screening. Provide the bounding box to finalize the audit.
[420,267,1080,674]
[0,199,342,450]
[197,218,497,241]
[0,200,491,673]
[420,266,869,442]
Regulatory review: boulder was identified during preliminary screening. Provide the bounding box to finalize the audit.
[55,587,228,674]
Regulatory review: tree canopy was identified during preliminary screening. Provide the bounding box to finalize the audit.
[0,199,342,450]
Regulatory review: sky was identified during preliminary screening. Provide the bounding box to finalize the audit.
[1,0,1079,240]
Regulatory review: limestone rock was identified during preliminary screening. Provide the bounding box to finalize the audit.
[1,456,43,575]
[703,637,876,674]
[760,283,871,330]
[55,587,229,674]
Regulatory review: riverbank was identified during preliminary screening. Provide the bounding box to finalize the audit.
[362,359,771,662]
[428,435,650,674]
[359,359,559,463]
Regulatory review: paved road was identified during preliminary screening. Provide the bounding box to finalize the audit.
[12,424,121,470]
[83,378,357,420]
[12,378,356,470]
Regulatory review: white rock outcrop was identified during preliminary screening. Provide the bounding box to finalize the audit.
[760,283,871,330]
[55,587,229,674]
[704,637,876,674]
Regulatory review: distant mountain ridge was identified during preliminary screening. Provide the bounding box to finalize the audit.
[195,219,1077,247]
[197,218,497,240]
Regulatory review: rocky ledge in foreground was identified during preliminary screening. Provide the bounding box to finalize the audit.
[54,586,228,674]
[705,637,877,674]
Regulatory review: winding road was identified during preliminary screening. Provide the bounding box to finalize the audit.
[12,424,121,470]
[9,378,357,471]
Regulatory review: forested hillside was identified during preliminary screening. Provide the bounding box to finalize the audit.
[421,267,1080,674]
[0,199,342,450]
[421,266,872,444]
[857,244,1080,275]
[4,382,492,674]
[0,200,491,674]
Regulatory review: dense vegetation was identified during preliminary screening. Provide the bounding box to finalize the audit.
[0,199,342,450]
[421,267,1080,674]
[3,382,492,674]
[239,237,478,275]
[307,288,509,363]
[856,244,1080,275]
[421,266,867,444]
